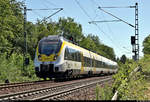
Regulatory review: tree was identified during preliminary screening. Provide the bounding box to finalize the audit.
[87,34,101,45]
[120,55,127,64]
[79,35,96,51]
[0,0,117,61]
[57,17,83,43]
[0,0,23,57]
[143,34,150,55]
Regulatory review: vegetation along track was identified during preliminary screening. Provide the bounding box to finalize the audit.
[0,75,112,100]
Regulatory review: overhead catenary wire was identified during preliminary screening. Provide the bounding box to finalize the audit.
[90,0,131,54]
[98,6,135,28]
[75,0,121,48]
[99,6,135,8]
[86,0,124,49]
[31,10,44,19]
[74,0,124,58]
[97,2,139,60]
[43,8,63,21]
[44,0,58,7]
[74,0,93,21]
[27,8,63,11]
[91,0,133,57]
[89,20,121,23]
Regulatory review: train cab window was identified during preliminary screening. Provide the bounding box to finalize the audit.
[39,39,62,56]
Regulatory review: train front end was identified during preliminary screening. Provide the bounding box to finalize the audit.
[34,35,64,79]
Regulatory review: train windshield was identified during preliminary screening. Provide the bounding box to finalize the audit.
[38,40,62,56]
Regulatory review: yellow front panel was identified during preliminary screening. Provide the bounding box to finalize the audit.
[36,41,66,62]
[40,54,55,62]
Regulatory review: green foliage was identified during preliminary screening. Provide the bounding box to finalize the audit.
[58,17,83,42]
[0,53,39,83]
[96,84,100,100]
[139,54,150,74]
[0,0,23,56]
[96,55,150,100]
[0,0,116,60]
[80,34,116,60]
[120,55,127,64]
[95,84,113,100]
[143,34,150,55]
[113,60,147,100]
[0,0,116,83]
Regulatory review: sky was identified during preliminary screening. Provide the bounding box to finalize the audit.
[18,0,150,59]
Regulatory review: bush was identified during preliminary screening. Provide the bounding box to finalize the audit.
[112,60,147,100]
[0,53,39,83]
[95,59,148,100]
[95,84,113,100]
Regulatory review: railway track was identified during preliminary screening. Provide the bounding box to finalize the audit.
[0,76,112,100]
[0,80,60,96]
[0,80,52,89]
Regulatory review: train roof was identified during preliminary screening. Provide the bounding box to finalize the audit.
[40,35,117,64]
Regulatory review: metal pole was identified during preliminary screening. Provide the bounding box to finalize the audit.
[135,3,139,61]
[24,6,27,55]
[23,6,27,69]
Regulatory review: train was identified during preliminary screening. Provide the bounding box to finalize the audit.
[34,35,118,79]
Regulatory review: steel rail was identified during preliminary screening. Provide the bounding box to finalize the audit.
[0,76,112,100]
[34,77,112,100]
[0,80,52,89]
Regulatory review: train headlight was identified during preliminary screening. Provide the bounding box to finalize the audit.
[38,55,42,60]
[53,54,58,60]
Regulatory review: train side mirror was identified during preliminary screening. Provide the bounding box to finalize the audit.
[25,57,30,65]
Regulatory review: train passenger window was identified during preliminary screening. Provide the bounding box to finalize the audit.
[99,61,101,67]
[87,58,89,67]
[102,62,104,67]
[105,63,108,68]
[97,61,99,68]
[98,61,100,68]
[64,47,81,62]
[74,50,78,61]
[77,51,81,62]
[79,52,81,62]
[93,60,96,67]
[90,59,92,67]
[91,59,93,67]
[84,57,88,67]
[84,57,86,66]
[69,48,73,60]
[88,58,91,67]
[86,57,88,67]
[95,60,97,68]
[64,47,69,60]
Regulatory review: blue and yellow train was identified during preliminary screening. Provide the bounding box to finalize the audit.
[34,35,118,79]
